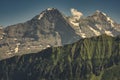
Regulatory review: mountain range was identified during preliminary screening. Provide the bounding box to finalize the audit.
[0,8,120,80]
[68,9,120,37]
[0,8,120,59]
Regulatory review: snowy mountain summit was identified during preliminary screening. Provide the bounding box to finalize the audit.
[0,8,120,59]
[68,9,120,38]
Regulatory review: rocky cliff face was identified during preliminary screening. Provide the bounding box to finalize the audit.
[0,35,120,80]
[0,8,80,59]
[68,9,120,38]
[0,8,120,60]
[5,8,80,45]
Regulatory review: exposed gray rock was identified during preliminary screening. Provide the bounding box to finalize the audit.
[68,10,120,38]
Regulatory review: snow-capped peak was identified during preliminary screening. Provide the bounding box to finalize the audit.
[99,11,114,27]
[47,8,56,11]
[96,10,101,13]
[92,10,115,27]
[94,10,106,16]
[36,8,59,20]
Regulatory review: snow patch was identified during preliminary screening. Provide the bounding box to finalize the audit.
[80,32,86,38]
[0,36,3,40]
[38,13,44,20]
[70,20,79,26]
[102,12,107,16]
[47,45,51,48]
[47,8,54,11]
[89,26,101,36]
[96,10,101,13]
[105,31,114,36]
[95,24,102,30]
[78,29,86,38]
[111,23,114,27]
[107,17,112,21]
[71,8,83,20]
[15,47,19,53]
[107,17,114,27]
[96,10,107,16]
[14,43,20,53]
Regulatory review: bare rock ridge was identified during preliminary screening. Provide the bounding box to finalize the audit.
[5,8,79,44]
[68,9,120,38]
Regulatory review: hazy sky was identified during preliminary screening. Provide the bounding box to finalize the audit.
[0,0,120,26]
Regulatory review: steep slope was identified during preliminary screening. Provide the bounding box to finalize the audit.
[0,8,80,59]
[0,35,120,80]
[68,9,120,38]
[5,8,80,45]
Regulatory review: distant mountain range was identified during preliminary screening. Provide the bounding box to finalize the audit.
[0,8,120,59]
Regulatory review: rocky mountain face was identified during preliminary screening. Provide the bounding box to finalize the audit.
[68,9,120,38]
[0,8,120,60]
[5,8,79,44]
[0,35,120,80]
[0,8,80,59]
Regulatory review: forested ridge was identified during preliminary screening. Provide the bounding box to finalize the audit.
[0,35,120,80]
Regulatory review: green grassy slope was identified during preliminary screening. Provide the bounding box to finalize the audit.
[0,35,120,80]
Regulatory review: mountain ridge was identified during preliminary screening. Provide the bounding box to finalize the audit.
[0,34,120,80]
[68,9,120,38]
[0,8,120,60]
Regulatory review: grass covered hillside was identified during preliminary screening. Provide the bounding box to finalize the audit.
[0,34,120,80]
